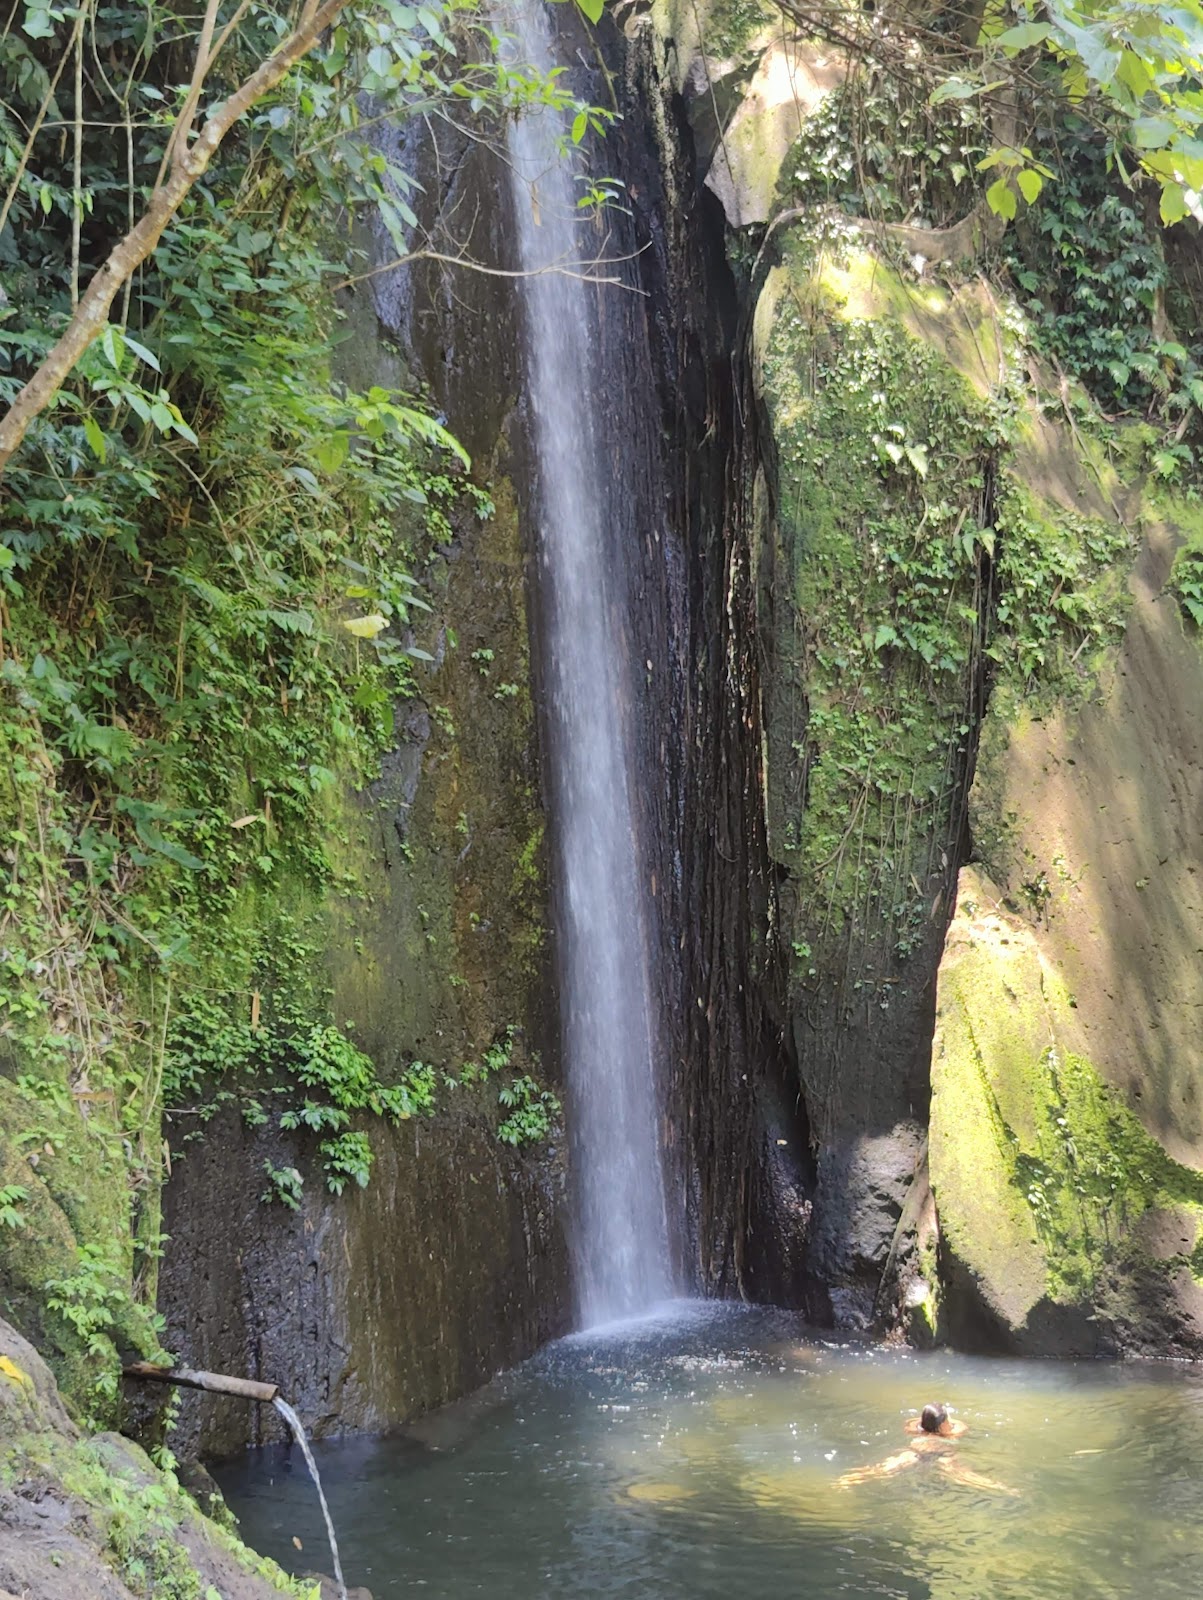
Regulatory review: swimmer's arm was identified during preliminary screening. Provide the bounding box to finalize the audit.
[937,1456,1018,1496]
[837,1450,921,1487]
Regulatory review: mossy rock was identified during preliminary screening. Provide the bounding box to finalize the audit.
[0,1316,308,1599]
[930,868,1203,1355]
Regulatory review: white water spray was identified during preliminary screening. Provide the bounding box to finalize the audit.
[273,1397,347,1600]
[502,0,673,1324]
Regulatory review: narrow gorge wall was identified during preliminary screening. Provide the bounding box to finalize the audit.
[156,106,576,1448]
[644,0,1203,1353]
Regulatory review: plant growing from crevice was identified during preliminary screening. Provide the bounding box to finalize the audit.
[497,1075,561,1147]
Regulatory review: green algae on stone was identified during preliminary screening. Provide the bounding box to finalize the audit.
[1,1315,309,1599]
[754,236,995,964]
[931,868,1203,1347]
[753,230,1142,992]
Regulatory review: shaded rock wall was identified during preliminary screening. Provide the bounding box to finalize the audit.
[930,497,1203,1357]
[615,13,809,1302]
[160,1102,565,1457]
[647,0,1203,1353]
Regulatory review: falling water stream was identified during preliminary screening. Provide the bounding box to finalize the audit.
[501,0,673,1323]
[272,1397,347,1600]
[213,12,1203,1596]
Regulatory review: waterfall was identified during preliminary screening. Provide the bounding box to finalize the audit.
[502,0,673,1324]
[272,1397,347,1600]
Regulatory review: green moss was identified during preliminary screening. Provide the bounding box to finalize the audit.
[931,877,1203,1317]
[755,231,1140,1010]
[757,238,996,963]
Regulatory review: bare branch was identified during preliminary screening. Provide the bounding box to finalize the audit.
[334,242,650,293]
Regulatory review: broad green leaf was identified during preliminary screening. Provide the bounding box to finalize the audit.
[571,110,588,144]
[1160,180,1189,224]
[135,820,205,871]
[1132,115,1177,150]
[575,0,604,22]
[1114,48,1155,99]
[122,333,161,372]
[986,176,1018,220]
[343,613,388,639]
[997,22,1052,51]
[83,415,106,462]
[1017,168,1043,204]
[102,325,125,370]
[314,431,350,473]
[930,78,980,103]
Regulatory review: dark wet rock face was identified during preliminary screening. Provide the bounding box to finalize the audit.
[155,54,585,1448]
[160,1103,567,1458]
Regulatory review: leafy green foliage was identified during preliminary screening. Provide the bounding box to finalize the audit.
[321,1130,374,1194]
[261,1162,305,1212]
[1006,124,1203,446]
[497,1075,560,1147]
[44,1243,169,1421]
[789,75,988,228]
[991,1,1203,226]
[1169,544,1203,627]
[0,1184,28,1228]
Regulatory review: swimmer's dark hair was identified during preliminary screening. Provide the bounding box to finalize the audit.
[920,1402,948,1434]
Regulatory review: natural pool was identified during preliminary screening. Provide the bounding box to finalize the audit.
[217,1303,1203,1599]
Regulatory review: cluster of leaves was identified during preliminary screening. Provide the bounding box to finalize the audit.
[0,1183,28,1227]
[45,1242,170,1417]
[789,72,989,229]
[985,2,1203,227]
[1005,123,1203,462]
[1169,542,1203,626]
[171,999,442,1208]
[249,1024,559,1205]
[497,1074,560,1147]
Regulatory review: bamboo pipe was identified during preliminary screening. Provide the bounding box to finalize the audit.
[122,1362,279,1403]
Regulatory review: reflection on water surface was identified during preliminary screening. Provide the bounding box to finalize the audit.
[216,1303,1203,1599]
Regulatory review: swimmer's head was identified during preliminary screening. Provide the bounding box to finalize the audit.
[919,1402,949,1435]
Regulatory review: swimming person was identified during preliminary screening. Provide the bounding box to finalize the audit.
[837,1403,1016,1494]
[907,1402,965,1440]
